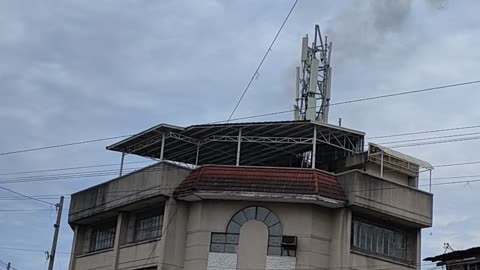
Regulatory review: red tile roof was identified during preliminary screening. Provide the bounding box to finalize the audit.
[174,165,346,202]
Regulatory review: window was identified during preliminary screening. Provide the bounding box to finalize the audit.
[209,207,294,257]
[352,219,408,261]
[134,212,163,242]
[90,223,116,252]
[210,232,239,253]
[464,262,480,270]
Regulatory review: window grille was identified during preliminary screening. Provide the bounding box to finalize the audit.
[209,206,294,257]
[134,213,163,242]
[90,223,116,252]
[464,262,480,270]
[352,219,408,261]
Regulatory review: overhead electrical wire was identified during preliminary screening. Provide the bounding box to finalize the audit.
[0,185,54,206]
[367,124,480,139]
[372,131,480,145]
[227,0,299,122]
[0,160,153,176]
[0,79,479,157]
[0,135,131,156]
[223,79,480,123]
[3,176,480,212]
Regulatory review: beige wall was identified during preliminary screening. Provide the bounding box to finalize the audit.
[70,198,423,270]
[68,163,428,270]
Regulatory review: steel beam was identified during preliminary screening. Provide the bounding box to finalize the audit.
[236,129,242,166]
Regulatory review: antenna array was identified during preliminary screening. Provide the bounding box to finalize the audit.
[294,25,333,123]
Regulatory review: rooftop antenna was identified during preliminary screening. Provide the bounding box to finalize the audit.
[294,25,333,123]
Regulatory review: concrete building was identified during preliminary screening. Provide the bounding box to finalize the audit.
[424,247,480,269]
[67,120,433,270]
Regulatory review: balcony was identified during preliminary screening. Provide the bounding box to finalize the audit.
[337,170,433,228]
[68,162,191,223]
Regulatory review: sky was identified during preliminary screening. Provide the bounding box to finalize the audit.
[1,0,480,269]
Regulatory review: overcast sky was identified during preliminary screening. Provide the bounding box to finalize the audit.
[1,0,479,269]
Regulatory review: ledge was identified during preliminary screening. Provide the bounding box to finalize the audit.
[120,237,161,249]
[351,249,416,268]
[76,248,114,258]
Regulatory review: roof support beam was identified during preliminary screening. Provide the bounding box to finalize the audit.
[312,126,317,169]
[236,128,242,166]
[160,133,166,160]
[195,144,200,165]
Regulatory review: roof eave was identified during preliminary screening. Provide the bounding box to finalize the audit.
[176,190,346,208]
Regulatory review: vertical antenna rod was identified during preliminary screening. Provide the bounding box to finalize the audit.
[294,25,333,123]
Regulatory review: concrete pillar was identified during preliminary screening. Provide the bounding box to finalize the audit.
[328,208,351,270]
[68,226,79,270]
[112,212,125,270]
[157,198,188,270]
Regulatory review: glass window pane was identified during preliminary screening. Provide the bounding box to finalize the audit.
[264,212,279,227]
[225,233,239,244]
[211,243,224,252]
[134,214,162,242]
[268,246,282,256]
[91,223,116,252]
[269,223,283,236]
[224,244,237,253]
[226,221,241,234]
[211,233,226,243]
[352,220,407,261]
[243,207,256,221]
[256,207,270,222]
[232,211,248,226]
[268,236,282,246]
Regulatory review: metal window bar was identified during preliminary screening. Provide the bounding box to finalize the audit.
[352,220,407,261]
[90,225,116,252]
[134,214,163,242]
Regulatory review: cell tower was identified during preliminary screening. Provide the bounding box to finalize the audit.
[293,25,333,123]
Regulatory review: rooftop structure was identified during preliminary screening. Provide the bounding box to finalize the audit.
[425,246,480,269]
[107,120,364,169]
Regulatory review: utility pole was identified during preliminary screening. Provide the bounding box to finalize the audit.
[48,196,64,270]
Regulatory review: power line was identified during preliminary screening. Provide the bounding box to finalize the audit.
[0,79,479,157]
[224,79,480,123]
[367,124,480,139]
[389,134,480,149]
[373,131,480,145]
[0,135,131,156]
[227,0,299,122]
[330,80,480,106]
[0,160,152,176]
[0,185,54,206]
[2,176,480,212]
[435,160,480,168]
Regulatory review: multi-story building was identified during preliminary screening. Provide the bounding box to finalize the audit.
[425,246,480,269]
[67,120,433,270]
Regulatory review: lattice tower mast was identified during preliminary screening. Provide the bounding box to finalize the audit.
[294,25,332,123]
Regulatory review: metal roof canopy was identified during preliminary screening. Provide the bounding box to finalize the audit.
[107,120,365,168]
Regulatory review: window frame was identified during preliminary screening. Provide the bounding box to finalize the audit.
[351,218,411,263]
[89,221,117,252]
[133,211,164,242]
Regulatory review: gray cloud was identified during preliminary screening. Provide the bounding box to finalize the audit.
[0,1,478,269]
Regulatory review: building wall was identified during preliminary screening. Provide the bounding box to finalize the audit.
[70,197,422,270]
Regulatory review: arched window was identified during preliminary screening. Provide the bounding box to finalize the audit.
[210,206,294,256]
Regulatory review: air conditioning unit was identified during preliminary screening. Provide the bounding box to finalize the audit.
[281,235,297,250]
